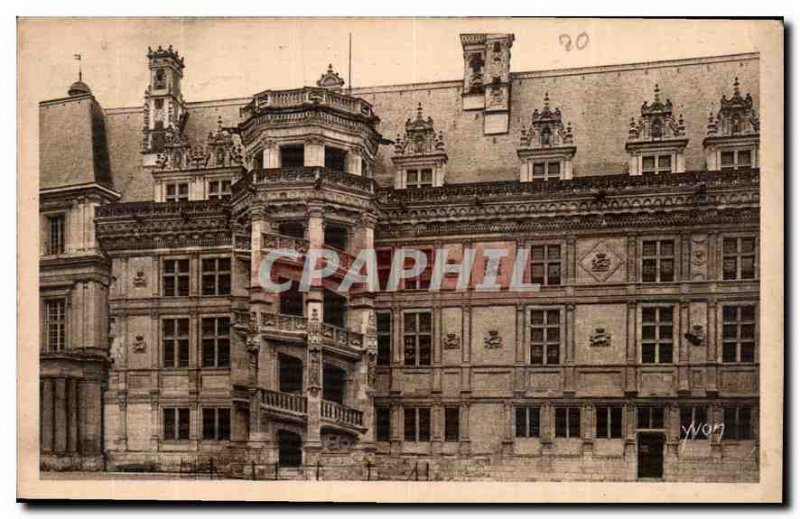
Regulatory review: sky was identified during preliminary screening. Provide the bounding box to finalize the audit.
[18,18,765,109]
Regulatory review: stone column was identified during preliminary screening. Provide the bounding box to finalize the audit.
[502,401,514,454]
[458,402,471,455]
[345,148,363,176]
[431,405,443,456]
[625,302,638,395]
[677,302,690,394]
[41,379,54,452]
[706,298,719,394]
[304,309,324,461]
[262,139,279,168]
[80,380,103,455]
[54,378,67,453]
[564,304,576,395]
[514,303,526,394]
[67,378,79,453]
[304,137,325,167]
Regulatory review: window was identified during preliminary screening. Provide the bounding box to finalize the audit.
[375,406,391,442]
[163,407,190,440]
[403,248,432,290]
[530,244,561,286]
[165,183,189,202]
[325,146,347,172]
[46,214,65,255]
[532,161,561,181]
[376,248,393,291]
[280,145,305,168]
[163,259,190,296]
[722,237,756,280]
[202,257,231,296]
[444,407,460,442]
[43,299,66,352]
[722,305,756,363]
[596,406,623,439]
[680,406,709,440]
[555,407,581,438]
[377,311,391,365]
[720,149,753,171]
[642,240,675,282]
[403,407,431,442]
[636,406,665,429]
[154,68,167,89]
[201,317,230,368]
[324,224,348,251]
[723,406,753,440]
[208,180,231,200]
[530,309,560,365]
[202,408,231,441]
[406,169,433,189]
[403,311,432,366]
[641,306,674,364]
[154,98,164,110]
[642,154,672,175]
[515,406,540,438]
[163,318,190,368]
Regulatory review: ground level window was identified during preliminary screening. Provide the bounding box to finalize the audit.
[375,406,391,442]
[723,406,753,440]
[444,407,460,442]
[596,406,623,439]
[555,407,580,438]
[163,407,190,440]
[680,406,709,440]
[403,407,431,442]
[637,406,665,429]
[515,406,540,438]
[202,408,231,441]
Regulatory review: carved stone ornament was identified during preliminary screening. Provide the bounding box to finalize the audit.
[132,335,147,353]
[579,241,624,282]
[443,333,461,350]
[589,328,611,347]
[132,270,147,287]
[520,92,574,149]
[628,84,686,142]
[706,77,759,137]
[684,324,706,346]
[484,329,503,349]
[316,63,345,92]
[394,103,446,157]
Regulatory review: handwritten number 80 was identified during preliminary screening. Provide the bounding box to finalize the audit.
[559,32,589,51]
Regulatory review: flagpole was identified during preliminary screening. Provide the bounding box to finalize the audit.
[348,33,352,95]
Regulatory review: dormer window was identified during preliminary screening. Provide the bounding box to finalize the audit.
[392,103,448,189]
[626,84,687,176]
[642,154,672,176]
[704,78,759,171]
[406,169,433,189]
[518,93,575,182]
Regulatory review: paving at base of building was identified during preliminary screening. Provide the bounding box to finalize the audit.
[38,31,760,482]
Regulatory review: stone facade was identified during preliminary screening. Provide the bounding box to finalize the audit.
[38,34,760,481]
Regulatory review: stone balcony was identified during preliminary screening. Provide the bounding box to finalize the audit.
[260,388,365,433]
[233,166,375,196]
[233,310,367,355]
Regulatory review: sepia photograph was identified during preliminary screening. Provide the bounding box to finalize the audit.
[15,15,784,503]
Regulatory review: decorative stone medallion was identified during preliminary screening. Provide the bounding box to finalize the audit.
[484,329,503,349]
[579,241,624,282]
[589,328,611,347]
[443,333,461,350]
